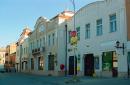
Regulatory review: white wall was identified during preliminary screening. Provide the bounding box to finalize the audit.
[67,0,127,73]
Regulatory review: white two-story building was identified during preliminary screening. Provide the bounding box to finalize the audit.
[67,0,130,77]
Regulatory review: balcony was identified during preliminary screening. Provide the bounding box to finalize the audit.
[22,57,28,62]
[32,47,45,56]
[41,47,45,52]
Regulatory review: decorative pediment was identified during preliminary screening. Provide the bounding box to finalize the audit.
[34,16,48,31]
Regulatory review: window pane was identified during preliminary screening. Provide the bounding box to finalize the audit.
[85,24,90,39]
[96,19,102,36]
[110,14,116,32]
[76,27,80,40]
[68,31,71,43]
[52,33,55,45]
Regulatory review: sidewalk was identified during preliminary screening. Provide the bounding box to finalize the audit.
[55,76,130,85]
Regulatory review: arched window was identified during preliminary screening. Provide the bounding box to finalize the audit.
[39,25,45,32]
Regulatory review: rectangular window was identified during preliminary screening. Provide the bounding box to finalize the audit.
[85,23,90,39]
[76,27,80,40]
[30,43,32,51]
[52,33,55,45]
[43,37,45,46]
[22,62,23,70]
[37,40,39,48]
[24,47,26,54]
[38,57,43,70]
[40,39,42,47]
[97,19,103,36]
[48,35,51,46]
[24,48,25,55]
[94,57,99,69]
[48,55,54,70]
[33,42,34,49]
[31,58,34,70]
[26,47,27,54]
[68,31,71,43]
[110,14,117,32]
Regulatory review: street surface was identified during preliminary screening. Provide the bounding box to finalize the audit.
[0,73,130,85]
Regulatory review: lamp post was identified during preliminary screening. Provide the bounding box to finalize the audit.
[69,0,77,78]
[115,41,129,77]
[115,41,125,55]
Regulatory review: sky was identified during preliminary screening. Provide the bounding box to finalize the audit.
[0,0,98,47]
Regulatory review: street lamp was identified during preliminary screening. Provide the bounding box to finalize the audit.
[69,1,80,81]
[115,41,125,55]
[115,41,130,78]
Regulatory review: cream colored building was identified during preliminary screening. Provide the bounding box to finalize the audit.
[16,27,31,72]
[0,48,6,65]
[16,0,130,78]
[28,11,73,76]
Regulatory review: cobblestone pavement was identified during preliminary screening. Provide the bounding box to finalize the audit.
[0,73,130,85]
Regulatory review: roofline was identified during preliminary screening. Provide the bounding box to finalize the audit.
[50,10,74,21]
[75,0,104,15]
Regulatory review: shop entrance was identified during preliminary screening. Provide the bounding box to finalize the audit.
[102,51,118,77]
[84,54,94,76]
[128,52,130,77]
[69,56,77,75]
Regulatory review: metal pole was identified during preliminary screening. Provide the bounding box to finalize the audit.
[73,0,76,77]
[65,24,68,76]
[70,0,76,76]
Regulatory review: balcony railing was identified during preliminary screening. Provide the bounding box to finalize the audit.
[22,57,28,61]
[32,47,45,55]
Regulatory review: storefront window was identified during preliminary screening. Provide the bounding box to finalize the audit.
[38,57,43,70]
[94,57,99,69]
[128,52,130,76]
[48,55,54,70]
[31,58,34,70]
[102,52,113,71]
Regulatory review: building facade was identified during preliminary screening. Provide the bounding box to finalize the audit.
[5,43,16,72]
[28,11,73,76]
[15,0,130,78]
[67,0,130,77]
[0,48,6,65]
[16,27,31,72]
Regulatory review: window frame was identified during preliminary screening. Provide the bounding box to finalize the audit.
[109,14,117,33]
[96,19,103,36]
[85,23,90,39]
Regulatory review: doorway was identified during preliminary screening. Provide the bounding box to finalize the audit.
[48,55,54,70]
[84,54,94,76]
[102,51,118,77]
[69,56,77,75]
[127,52,130,77]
